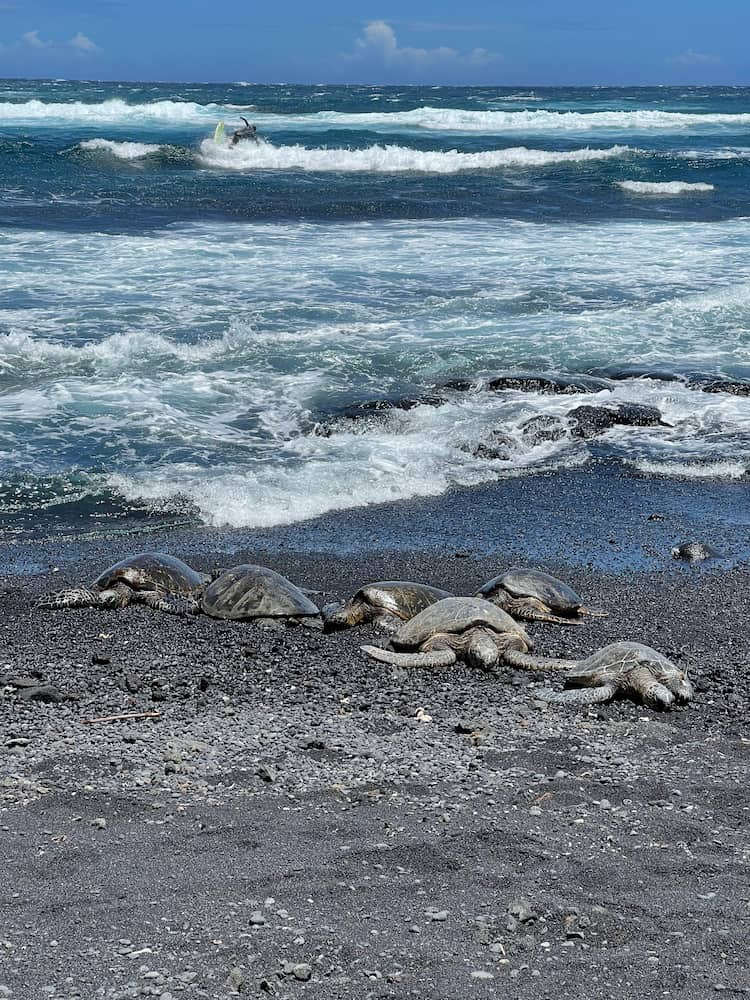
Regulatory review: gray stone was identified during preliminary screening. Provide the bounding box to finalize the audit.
[292,963,312,982]
[225,966,245,993]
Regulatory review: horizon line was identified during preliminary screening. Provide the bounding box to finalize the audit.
[1,76,748,89]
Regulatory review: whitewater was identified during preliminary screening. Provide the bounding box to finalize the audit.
[0,79,748,538]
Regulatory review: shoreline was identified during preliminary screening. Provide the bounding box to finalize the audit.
[3,461,749,582]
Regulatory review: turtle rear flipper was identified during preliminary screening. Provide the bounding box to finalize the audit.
[510,601,586,626]
[36,587,103,610]
[361,644,457,668]
[536,684,616,705]
[136,591,201,616]
[577,605,609,618]
[503,649,579,672]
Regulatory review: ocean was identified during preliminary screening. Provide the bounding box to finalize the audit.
[1,79,748,540]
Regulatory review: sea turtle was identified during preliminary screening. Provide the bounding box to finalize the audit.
[476,568,607,625]
[36,552,208,616]
[671,541,718,562]
[323,581,453,632]
[201,563,321,627]
[360,597,566,671]
[535,641,694,710]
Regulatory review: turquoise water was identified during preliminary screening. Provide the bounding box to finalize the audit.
[0,80,748,536]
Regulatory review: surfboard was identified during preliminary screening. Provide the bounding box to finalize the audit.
[214,121,226,145]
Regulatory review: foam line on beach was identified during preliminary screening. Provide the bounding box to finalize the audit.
[198,139,633,173]
[105,379,750,529]
[618,180,715,195]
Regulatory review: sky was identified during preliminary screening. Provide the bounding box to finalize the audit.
[0,0,748,85]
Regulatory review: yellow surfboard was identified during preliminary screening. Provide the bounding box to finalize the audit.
[214,121,226,145]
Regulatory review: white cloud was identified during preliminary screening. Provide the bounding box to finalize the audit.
[69,31,99,52]
[17,28,100,54]
[671,49,721,66]
[22,29,51,48]
[350,20,498,69]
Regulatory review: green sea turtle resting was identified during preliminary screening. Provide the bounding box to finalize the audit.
[535,641,694,710]
[200,563,321,627]
[323,581,453,632]
[36,553,208,617]
[361,597,568,671]
[476,568,607,625]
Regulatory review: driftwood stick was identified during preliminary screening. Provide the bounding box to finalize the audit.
[84,711,162,724]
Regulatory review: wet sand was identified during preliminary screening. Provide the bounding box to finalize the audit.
[1,465,749,999]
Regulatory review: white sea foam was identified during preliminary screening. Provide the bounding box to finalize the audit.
[199,138,632,173]
[630,459,747,479]
[0,98,230,125]
[2,99,750,134]
[79,138,166,159]
[302,106,750,133]
[677,147,750,160]
[2,217,749,528]
[618,180,715,195]
[106,377,750,528]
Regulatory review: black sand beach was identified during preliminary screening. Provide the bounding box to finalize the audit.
[2,464,749,999]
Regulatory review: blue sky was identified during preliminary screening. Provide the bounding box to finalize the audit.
[1,0,747,84]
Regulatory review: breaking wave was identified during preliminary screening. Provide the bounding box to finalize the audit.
[303,106,750,133]
[79,138,167,159]
[618,180,715,195]
[198,139,633,173]
[3,99,750,135]
[0,98,230,124]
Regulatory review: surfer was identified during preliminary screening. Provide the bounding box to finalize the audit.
[230,117,258,146]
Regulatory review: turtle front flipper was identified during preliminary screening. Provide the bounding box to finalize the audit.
[536,683,616,704]
[502,649,579,672]
[627,666,676,709]
[36,587,103,611]
[136,591,201,616]
[508,597,584,626]
[577,605,609,618]
[360,644,457,668]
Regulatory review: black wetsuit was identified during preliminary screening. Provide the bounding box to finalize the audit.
[231,117,258,146]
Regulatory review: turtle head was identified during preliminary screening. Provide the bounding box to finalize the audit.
[642,648,694,705]
[465,628,500,671]
[666,668,694,704]
[322,599,364,631]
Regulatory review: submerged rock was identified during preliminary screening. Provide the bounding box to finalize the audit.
[312,393,446,436]
[487,374,607,395]
[671,541,719,562]
[462,431,515,461]
[569,403,667,439]
[701,380,750,397]
[520,415,567,445]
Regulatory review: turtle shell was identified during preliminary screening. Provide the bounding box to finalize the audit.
[479,568,582,613]
[358,581,453,619]
[391,597,530,650]
[94,553,207,594]
[565,641,686,690]
[201,564,319,620]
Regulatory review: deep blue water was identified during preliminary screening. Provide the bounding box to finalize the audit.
[0,80,748,537]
